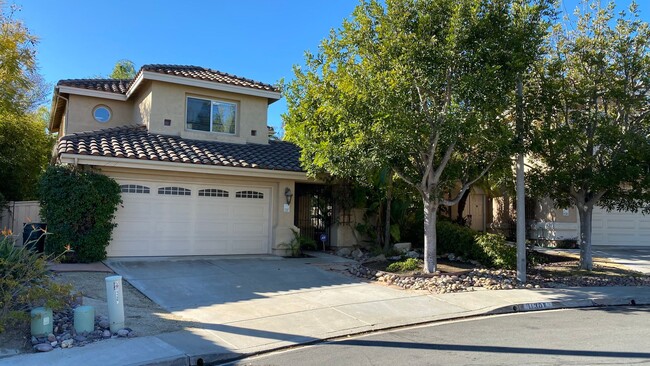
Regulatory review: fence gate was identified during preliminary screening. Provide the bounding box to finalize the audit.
[294,184,332,248]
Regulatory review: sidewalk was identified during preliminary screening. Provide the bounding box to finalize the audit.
[3,284,648,366]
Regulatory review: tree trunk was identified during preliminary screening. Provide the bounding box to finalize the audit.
[455,189,471,225]
[383,174,393,251]
[577,205,594,270]
[423,199,438,273]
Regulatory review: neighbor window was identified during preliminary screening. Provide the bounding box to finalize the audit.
[186,97,237,134]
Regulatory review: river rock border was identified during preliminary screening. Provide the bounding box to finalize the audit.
[31,309,136,352]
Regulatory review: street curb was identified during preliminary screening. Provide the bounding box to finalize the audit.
[487,296,650,315]
[188,296,650,366]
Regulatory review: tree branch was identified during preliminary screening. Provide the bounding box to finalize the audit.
[431,141,456,187]
[441,160,494,206]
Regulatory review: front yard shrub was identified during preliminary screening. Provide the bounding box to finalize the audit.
[280,229,317,257]
[38,165,122,263]
[475,233,517,269]
[436,220,486,261]
[0,236,73,333]
[386,258,421,272]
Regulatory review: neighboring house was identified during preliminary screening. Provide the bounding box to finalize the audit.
[457,189,650,247]
[49,64,353,257]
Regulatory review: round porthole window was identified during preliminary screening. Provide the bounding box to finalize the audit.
[93,105,112,123]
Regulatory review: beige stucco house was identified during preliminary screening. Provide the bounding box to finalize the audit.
[49,64,348,257]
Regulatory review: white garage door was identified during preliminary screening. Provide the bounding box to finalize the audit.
[109,182,271,256]
[592,207,650,247]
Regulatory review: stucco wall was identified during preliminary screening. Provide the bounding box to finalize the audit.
[132,81,152,128]
[65,95,135,134]
[146,81,269,144]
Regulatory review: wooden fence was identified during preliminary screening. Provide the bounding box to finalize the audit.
[0,201,42,245]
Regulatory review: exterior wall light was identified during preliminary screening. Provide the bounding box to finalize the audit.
[285,187,293,205]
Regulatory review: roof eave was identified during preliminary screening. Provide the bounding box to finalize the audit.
[56,85,128,101]
[59,153,310,181]
[126,71,282,101]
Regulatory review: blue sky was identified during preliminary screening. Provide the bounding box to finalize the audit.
[13,0,650,136]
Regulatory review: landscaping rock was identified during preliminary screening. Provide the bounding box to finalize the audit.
[61,339,73,349]
[102,330,111,339]
[351,249,364,260]
[363,254,386,264]
[117,329,130,337]
[346,263,650,294]
[406,251,419,259]
[34,343,53,352]
[336,248,352,257]
[98,320,110,329]
[47,333,56,342]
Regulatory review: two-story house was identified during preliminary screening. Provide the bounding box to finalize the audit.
[49,64,314,257]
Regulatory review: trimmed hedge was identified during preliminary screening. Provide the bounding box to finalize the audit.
[38,165,122,263]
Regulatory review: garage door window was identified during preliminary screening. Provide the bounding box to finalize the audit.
[120,184,150,194]
[198,189,229,197]
[158,187,191,196]
[235,191,264,199]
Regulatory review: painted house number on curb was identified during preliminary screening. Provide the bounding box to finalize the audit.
[522,302,554,311]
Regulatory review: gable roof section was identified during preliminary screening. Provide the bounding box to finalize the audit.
[138,64,278,93]
[51,64,281,132]
[56,64,279,96]
[57,126,303,172]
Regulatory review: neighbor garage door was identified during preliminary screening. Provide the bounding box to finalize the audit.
[109,182,271,256]
[591,206,650,247]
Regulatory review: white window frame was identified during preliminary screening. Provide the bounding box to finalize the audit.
[185,96,238,135]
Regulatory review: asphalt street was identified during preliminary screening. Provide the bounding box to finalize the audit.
[233,306,650,366]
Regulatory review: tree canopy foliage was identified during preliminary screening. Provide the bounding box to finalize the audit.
[528,0,650,270]
[0,3,52,201]
[0,107,54,201]
[109,59,136,79]
[0,2,47,115]
[284,0,552,272]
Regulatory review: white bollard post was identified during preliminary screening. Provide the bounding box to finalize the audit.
[105,275,125,333]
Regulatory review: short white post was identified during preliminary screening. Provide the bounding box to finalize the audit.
[105,275,125,333]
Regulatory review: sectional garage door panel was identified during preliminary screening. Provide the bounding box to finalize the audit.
[592,207,650,247]
[109,182,271,256]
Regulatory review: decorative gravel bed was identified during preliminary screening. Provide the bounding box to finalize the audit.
[338,248,650,293]
[30,310,136,352]
[349,265,650,293]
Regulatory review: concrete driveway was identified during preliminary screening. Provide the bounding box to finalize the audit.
[104,253,488,360]
[593,247,650,274]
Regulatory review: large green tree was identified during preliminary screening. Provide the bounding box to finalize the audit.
[0,107,54,201]
[0,4,52,202]
[284,0,551,272]
[529,1,650,270]
[0,2,47,115]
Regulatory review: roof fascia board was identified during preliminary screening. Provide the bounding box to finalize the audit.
[137,71,282,100]
[124,72,145,99]
[57,86,127,101]
[59,153,311,181]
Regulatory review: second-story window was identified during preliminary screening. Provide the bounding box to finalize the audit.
[186,97,237,134]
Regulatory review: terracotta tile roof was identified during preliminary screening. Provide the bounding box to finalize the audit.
[140,64,279,92]
[57,126,303,172]
[56,64,279,95]
[57,79,130,94]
